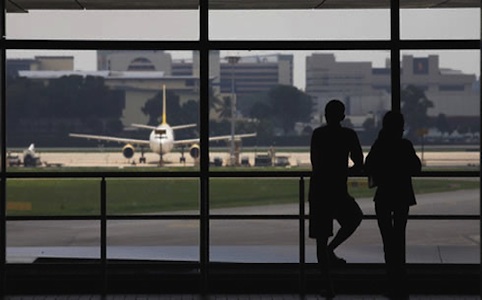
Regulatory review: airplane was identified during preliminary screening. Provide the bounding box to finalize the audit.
[69,85,257,165]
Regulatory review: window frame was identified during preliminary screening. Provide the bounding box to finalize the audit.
[0,0,480,294]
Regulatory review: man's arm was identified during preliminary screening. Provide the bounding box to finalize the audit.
[349,131,364,171]
[310,130,320,170]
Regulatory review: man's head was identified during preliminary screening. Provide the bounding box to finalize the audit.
[325,99,345,125]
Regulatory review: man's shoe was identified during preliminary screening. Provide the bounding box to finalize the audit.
[328,251,346,266]
[319,287,335,298]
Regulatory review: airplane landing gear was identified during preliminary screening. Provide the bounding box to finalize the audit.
[139,146,146,164]
[180,146,186,164]
[158,152,164,166]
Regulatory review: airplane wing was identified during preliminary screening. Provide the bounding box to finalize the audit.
[69,133,150,146]
[131,123,197,131]
[131,124,157,130]
[173,133,257,146]
[172,124,197,130]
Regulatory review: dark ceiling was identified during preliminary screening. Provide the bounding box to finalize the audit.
[6,0,480,13]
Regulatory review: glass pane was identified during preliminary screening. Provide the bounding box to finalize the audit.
[107,220,199,262]
[107,178,199,215]
[209,50,390,169]
[412,177,479,216]
[400,51,480,171]
[401,8,480,40]
[6,179,100,216]
[307,176,479,264]
[210,9,390,40]
[210,220,299,263]
[7,220,100,263]
[305,220,479,264]
[347,177,479,216]
[6,50,200,171]
[6,10,199,40]
[406,220,479,264]
[210,178,299,215]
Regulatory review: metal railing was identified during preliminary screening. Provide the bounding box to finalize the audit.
[2,170,479,293]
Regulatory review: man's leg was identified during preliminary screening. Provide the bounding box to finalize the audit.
[316,236,330,268]
[328,196,363,257]
[316,236,335,297]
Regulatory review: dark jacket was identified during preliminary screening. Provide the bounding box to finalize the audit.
[365,131,422,207]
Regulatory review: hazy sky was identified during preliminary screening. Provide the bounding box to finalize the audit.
[5,8,480,89]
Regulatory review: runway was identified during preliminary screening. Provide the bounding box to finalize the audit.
[13,148,481,168]
[6,189,479,264]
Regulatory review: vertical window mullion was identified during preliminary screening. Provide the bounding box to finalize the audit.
[391,0,401,111]
[479,5,482,298]
[199,0,210,295]
[0,0,6,294]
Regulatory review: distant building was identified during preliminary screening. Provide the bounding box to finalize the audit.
[400,55,478,118]
[97,50,172,74]
[306,53,389,125]
[94,50,295,128]
[98,50,293,97]
[306,53,479,127]
[7,56,74,77]
[218,54,294,96]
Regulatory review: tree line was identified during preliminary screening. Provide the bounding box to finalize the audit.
[7,75,124,146]
[7,73,474,147]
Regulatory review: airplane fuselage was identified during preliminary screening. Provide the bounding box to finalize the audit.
[149,123,175,155]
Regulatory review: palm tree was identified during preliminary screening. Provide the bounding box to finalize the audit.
[215,96,234,120]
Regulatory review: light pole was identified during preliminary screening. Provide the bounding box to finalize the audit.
[226,55,240,166]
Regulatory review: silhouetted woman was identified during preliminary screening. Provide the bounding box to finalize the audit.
[365,111,421,297]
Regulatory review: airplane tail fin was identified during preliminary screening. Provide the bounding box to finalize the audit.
[162,84,167,125]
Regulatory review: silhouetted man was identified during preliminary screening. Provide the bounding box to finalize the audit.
[309,99,364,272]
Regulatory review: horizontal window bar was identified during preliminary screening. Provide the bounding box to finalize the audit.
[4,39,479,50]
[7,214,479,222]
[5,170,480,178]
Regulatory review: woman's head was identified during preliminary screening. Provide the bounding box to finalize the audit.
[382,111,404,138]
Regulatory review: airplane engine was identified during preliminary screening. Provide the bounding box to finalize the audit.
[122,144,135,159]
[189,144,200,159]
